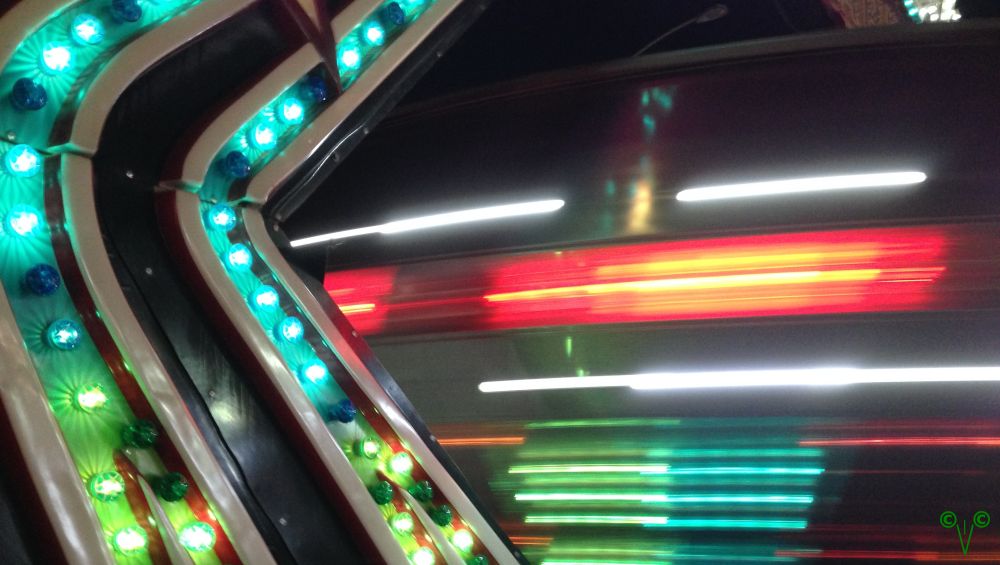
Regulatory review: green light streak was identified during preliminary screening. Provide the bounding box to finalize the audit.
[515,492,813,505]
[510,464,669,475]
[669,467,823,476]
[526,418,682,429]
[525,515,668,526]
[646,519,808,530]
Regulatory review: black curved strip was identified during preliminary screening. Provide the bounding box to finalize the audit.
[265,0,494,223]
[294,265,530,564]
[92,4,363,563]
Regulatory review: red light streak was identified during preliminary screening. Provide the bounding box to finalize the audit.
[801,437,1000,447]
[323,225,1000,336]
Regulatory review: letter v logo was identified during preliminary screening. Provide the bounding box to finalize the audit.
[940,510,991,555]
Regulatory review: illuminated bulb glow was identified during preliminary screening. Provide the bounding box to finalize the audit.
[46,319,82,350]
[251,123,278,150]
[225,243,253,271]
[291,199,565,247]
[71,14,105,45]
[112,526,148,555]
[340,48,361,70]
[391,512,415,534]
[357,438,380,459]
[250,286,280,310]
[88,472,125,502]
[75,385,108,412]
[410,547,436,565]
[451,529,475,552]
[4,145,42,177]
[389,452,413,475]
[178,522,216,552]
[279,98,305,124]
[275,316,304,342]
[206,204,237,231]
[479,367,1000,393]
[299,360,328,383]
[364,23,385,45]
[5,205,41,236]
[40,44,73,73]
[676,171,927,202]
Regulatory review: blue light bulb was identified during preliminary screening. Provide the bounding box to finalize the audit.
[279,98,305,125]
[363,22,385,46]
[249,286,280,311]
[4,145,42,178]
[5,205,41,237]
[40,43,73,74]
[299,74,329,104]
[24,264,61,296]
[205,204,237,231]
[46,319,82,350]
[71,14,105,45]
[299,359,329,383]
[329,399,356,423]
[275,316,304,343]
[10,79,48,111]
[250,122,277,150]
[219,151,251,179]
[381,3,406,26]
[111,0,143,23]
[224,243,253,272]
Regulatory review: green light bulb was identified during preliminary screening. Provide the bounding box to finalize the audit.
[112,526,148,555]
[153,472,189,502]
[466,556,488,565]
[88,471,125,502]
[408,480,433,502]
[355,437,380,460]
[370,481,394,505]
[430,504,452,527]
[389,452,413,475]
[390,512,414,534]
[122,420,159,448]
[74,384,107,412]
[451,529,474,552]
[178,522,216,552]
[410,547,435,565]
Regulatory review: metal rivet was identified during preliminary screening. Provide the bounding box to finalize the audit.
[278,517,288,526]
[351,331,358,337]
[208,390,217,398]
[125,170,134,179]
[144,267,153,276]
[5,131,15,141]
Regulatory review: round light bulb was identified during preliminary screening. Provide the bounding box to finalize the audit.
[88,471,125,502]
[391,512,414,535]
[4,145,42,178]
[340,47,361,71]
[224,243,253,272]
[299,359,328,383]
[250,122,277,150]
[356,437,380,460]
[71,14,105,45]
[5,205,41,237]
[275,316,304,343]
[279,98,305,125]
[112,526,148,555]
[451,529,474,553]
[205,203,237,231]
[40,43,73,74]
[389,452,413,475]
[249,286,280,311]
[178,522,216,553]
[363,22,385,46]
[75,384,108,412]
[10,78,48,111]
[46,319,82,350]
[410,547,435,565]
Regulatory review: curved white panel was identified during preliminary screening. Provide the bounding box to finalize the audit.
[60,155,275,565]
[67,0,257,156]
[331,0,382,40]
[244,209,520,564]
[0,282,115,565]
[244,0,463,204]
[168,44,323,189]
[166,190,409,564]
